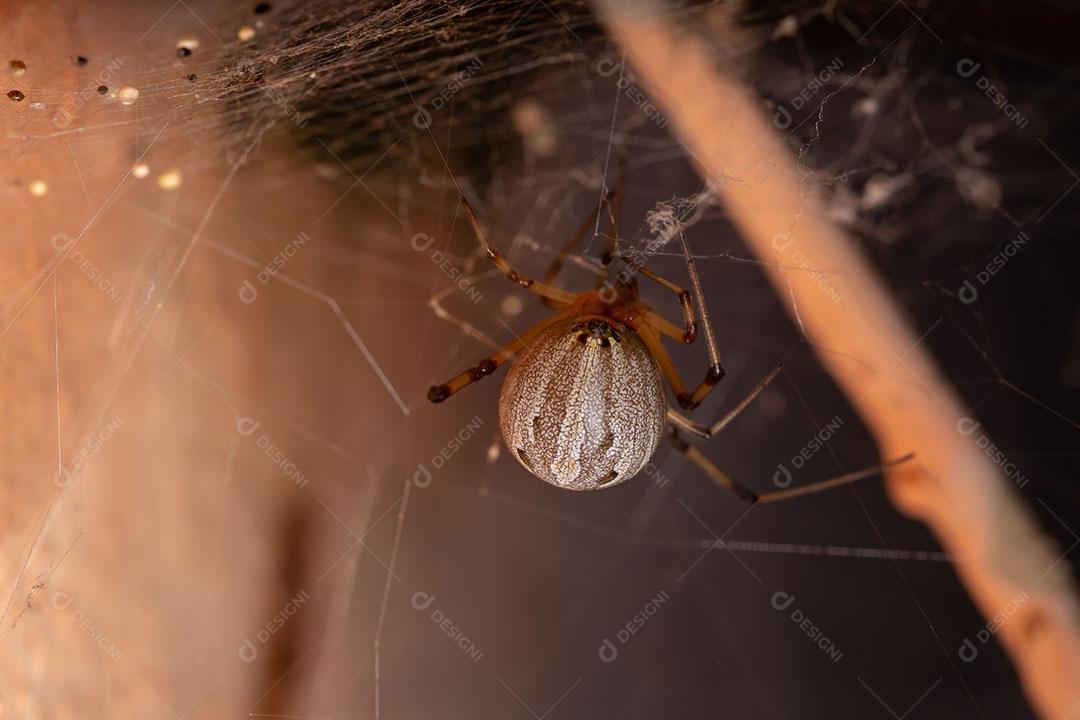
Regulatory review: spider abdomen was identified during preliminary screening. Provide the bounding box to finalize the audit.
[498,316,666,491]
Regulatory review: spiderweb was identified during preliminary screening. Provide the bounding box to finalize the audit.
[1,0,1077,718]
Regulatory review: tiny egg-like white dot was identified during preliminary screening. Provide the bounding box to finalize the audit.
[28,180,48,197]
[237,25,256,41]
[132,163,150,179]
[501,295,524,316]
[157,168,182,190]
[117,85,139,105]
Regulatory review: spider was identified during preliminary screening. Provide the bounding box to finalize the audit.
[427,188,912,502]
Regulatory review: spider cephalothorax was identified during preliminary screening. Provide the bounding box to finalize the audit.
[498,316,666,490]
[427,194,912,503]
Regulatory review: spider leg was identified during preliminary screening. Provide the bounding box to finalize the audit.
[542,152,629,302]
[631,322,721,411]
[460,198,579,307]
[632,272,696,341]
[540,187,615,305]
[630,234,724,408]
[428,268,504,352]
[598,151,629,274]
[755,455,915,503]
[674,232,725,409]
[668,429,914,504]
[427,308,575,403]
[667,364,783,439]
[666,430,757,503]
[630,323,697,405]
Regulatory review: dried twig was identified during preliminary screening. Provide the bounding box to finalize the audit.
[592,2,1080,717]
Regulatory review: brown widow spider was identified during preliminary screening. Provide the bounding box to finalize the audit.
[427,184,912,501]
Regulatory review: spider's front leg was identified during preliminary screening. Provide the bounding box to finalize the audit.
[460,197,578,307]
[632,320,724,411]
[544,151,630,301]
[427,198,591,404]
[629,238,725,409]
[427,309,575,403]
[541,187,617,307]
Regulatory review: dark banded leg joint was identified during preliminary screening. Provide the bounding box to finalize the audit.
[667,427,689,452]
[427,385,451,403]
[707,364,725,383]
[735,486,759,505]
[468,358,497,381]
[677,392,699,410]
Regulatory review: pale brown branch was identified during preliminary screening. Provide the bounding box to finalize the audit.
[592,2,1080,717]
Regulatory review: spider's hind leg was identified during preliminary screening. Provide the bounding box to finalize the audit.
[667,364,783,439]
[667,428,915,505]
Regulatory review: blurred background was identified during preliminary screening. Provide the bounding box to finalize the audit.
[1,0,1078,717]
